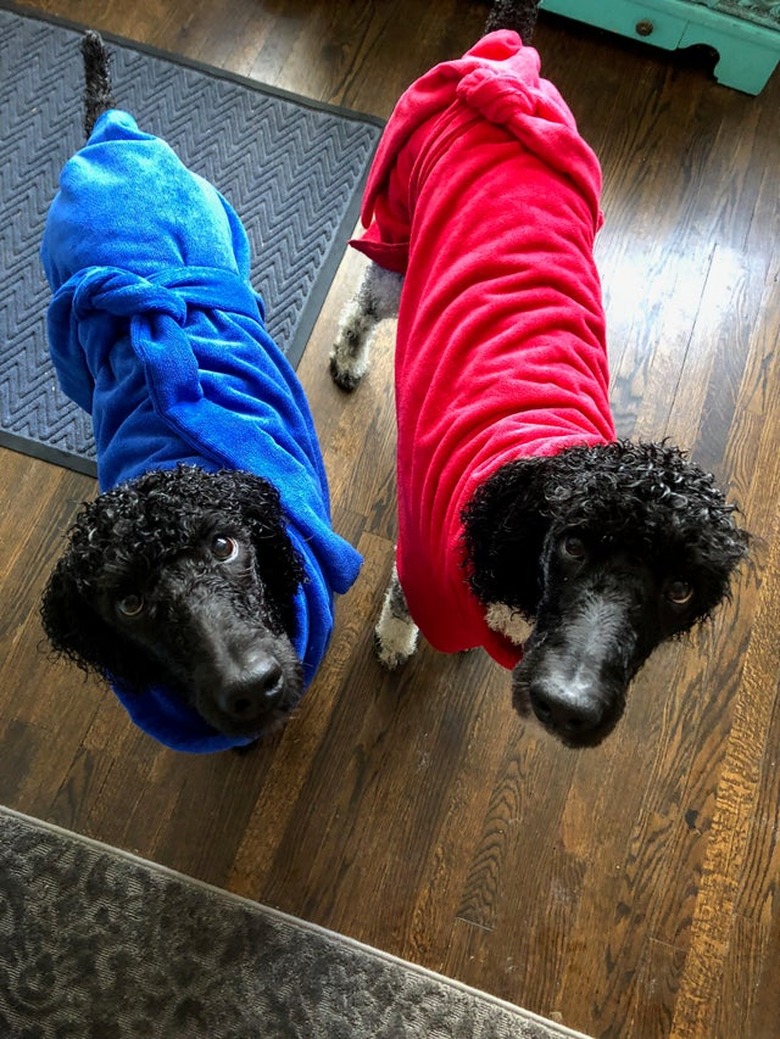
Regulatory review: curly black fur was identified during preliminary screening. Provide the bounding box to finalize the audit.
[40,465,306,739]
[462,440,747,746]
[81,31,116,139]
[484,0,539,40]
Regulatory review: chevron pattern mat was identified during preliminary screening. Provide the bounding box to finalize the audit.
[0,4,382,476]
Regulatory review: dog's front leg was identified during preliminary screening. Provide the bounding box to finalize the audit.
[374,560,419,669]
[330,261,402,392]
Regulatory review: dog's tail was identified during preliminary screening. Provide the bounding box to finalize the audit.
[484,0,540,43]
[82,30,116,140]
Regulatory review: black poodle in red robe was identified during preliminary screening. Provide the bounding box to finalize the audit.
[351,31,615,665]
[333,30,746,746]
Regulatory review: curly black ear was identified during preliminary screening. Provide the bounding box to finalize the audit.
[206,469,305,637]
[40,554,100,669]
[40,551,155,689]
[461,455,554,615]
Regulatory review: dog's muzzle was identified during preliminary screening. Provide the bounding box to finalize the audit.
[511,588,636,747]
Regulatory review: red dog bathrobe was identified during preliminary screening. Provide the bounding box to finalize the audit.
[351,30,616,668]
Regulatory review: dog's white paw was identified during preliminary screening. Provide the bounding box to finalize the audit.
[374,562,418,669]
[329,327,371,392]
[330,264,401,392]
[374,619,419,670]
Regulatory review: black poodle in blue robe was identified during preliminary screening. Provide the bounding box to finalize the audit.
[40,110,362,752]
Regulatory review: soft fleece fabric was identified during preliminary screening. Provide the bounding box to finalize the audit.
[41,110,362,752]
[352,31,616,668]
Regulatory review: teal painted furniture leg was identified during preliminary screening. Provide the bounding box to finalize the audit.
[539,0,780,94]
[678,21,780,92]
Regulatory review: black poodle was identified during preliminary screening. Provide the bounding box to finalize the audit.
[41,465,305,741]
[329,0,747,747]
[38,34,361,752]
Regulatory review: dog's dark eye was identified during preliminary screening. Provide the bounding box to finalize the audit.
[211,535,239,562]
[116,594,144,617]
[665,579,694,605]
[561,535,586,560]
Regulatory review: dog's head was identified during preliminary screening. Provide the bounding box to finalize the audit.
[40,465,305,741]
[462,440,748,746]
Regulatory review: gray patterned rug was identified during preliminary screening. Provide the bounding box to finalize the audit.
[0,807,592,1039]
[0,1,382,476]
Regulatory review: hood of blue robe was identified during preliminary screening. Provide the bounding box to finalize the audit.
[40,110,362,753]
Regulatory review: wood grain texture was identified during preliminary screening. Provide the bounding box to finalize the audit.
[1,3,778,1036]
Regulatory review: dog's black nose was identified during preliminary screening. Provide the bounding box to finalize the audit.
[217,654,284,720]
[528,682,603,739]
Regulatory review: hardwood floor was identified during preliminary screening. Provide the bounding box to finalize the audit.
[2,2,778,1036]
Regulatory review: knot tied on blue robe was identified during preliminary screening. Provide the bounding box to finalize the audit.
[41,110,362,752]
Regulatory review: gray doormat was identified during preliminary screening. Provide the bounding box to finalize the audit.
[0,2,382,477]
[0,807,593,1039]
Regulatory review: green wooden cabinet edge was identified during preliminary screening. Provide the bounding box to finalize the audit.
[539,0,780,93]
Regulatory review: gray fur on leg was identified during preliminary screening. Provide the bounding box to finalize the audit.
[330,262,402,392]
[374,561,419,669]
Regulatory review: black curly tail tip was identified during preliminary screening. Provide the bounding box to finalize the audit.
[485,0,540,43]
[81,30,116,140]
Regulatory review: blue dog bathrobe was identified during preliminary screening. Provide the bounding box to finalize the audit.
[41,110,362,753]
